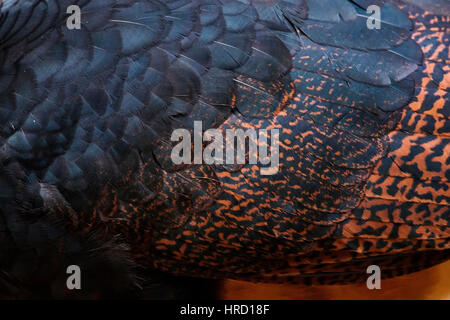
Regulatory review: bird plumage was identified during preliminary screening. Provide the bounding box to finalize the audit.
[0,0,448,298]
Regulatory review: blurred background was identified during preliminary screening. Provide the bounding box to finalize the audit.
[220,261,450,300]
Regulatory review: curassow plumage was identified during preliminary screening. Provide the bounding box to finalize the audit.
[0,0,448,298]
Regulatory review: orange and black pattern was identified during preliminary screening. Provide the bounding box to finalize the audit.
[0,0,448,298]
